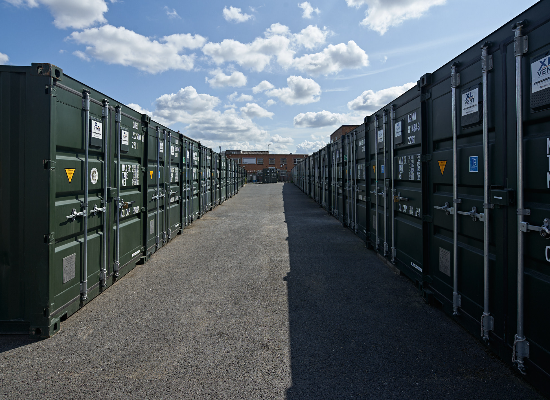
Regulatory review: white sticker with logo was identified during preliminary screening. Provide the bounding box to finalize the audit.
[395,121,402,138]
[160,142,164,152]
[378,129,384,143]
[462,88,478,116]
[91,120,102,140]
[133,121,139,129]
[532,55,550,93]
[122,130,129,146]
[90,168,98,184]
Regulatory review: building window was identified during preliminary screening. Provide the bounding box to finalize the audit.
[235,158,241,164]
[293,158,299,164]
[257,158,263,164]
[269,158,275,165]
[281,158,287,164]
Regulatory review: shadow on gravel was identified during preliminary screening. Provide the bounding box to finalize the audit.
[0,335,39,354]
[281,183,544,400]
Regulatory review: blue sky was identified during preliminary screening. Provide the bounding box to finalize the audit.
[0,0,539,154]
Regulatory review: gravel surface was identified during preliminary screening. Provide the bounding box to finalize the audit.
[0,182,545,399]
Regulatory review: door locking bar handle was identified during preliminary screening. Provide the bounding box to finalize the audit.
[457,206,485,222]
[394,192,410,202]
[434,202,454,215]
[520,218,550,238]
[90,204,107,216]
[66,208,84,221]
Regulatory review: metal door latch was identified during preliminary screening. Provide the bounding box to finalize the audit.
[90,204,106,215]
[394,192,410,202]
[66,208,84,221]
[520,218,550,238]
[457,206,484,222]
[434,202,454,215]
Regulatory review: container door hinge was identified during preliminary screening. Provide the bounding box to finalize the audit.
[513,32,528,57]
[43,160,56,170]
[481,45,493,72]
[481,313,494,338]
[421,154,432,162]
[44,232,55,244]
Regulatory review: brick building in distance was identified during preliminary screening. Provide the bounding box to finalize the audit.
[330,125,360,142]
[225,150,307,182]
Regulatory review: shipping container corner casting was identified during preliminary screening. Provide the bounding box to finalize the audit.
[292,0,550,395]
[0,62,245,337]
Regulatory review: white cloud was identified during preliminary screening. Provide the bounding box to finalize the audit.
[346,0,446,35]
[271,134,294,145]
[266,100,277,107]
[6,0,109,29]
[126,103,153,118]
[206,69,247,88]
[240,103,274,119]
[202,23,331,73]
[73,50,90,61]
[296,139,328,154]
[292,40,369,76]
[293,25,329,50]
[228,92,254,102]
[129,86,269,144]
[266,76,321,105]
[164,6,180,19]
[252,80,275,94]
[69,25,206,73]
[294,110,348,128]
[223,6,252,23]
[298,2,320,19]
[347,82,416,111]
[0,52,9,64]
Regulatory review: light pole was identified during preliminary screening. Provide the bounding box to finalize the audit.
[267,144,270,154]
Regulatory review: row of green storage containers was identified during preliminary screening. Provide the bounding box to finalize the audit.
[293,0,550,394]
[0,63,245,337]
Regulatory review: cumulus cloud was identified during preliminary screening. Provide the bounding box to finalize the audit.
[69,25,206,73]
[298,2,320,19]
[223,6,252,23]
[347,82,416,111]
[296,139,328,154]
[228,92,254,102]
[266,76,321,105]
[73,50,90,61]
[266,99,277,107]
[0,52,9,64]
[164,6,180,19]
[6,0,109,29]
[206,69,247,88]
[202,23,333,73]
[294,110,348,128]
[346,0,446,34]
[252,80,275,94]
[240,103,274,119]
[292,40,369,76]
[129,87,269,144]
[271,134,294,145]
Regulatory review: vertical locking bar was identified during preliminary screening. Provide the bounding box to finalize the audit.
[100,99,109,287]
[375,115,379,250]
[156,126,160,249]
[165,130,170,241]
[451,62,461,315]
[481,43,494,340]
[354,131,357,233]
[383,109,388,256]
[81,90,90,301]
[513,21,529,374]
[390,104,396,263]
[114,106,121,277]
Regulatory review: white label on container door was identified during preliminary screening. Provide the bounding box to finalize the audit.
[90,168,98,184]
[378,129,384,143]
[122,130,129,146]
[395,121,402,137]
[133,121,139,129]
[462,88,478,116]
[91,120,102,139]
[407,112,416,123]
[160,142,164,152]
[532,55,550,93]
[171,145,175,156]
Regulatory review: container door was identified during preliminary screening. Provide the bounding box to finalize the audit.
[146,124,166,254]
[392,97,424,279]
[355,126,368,242]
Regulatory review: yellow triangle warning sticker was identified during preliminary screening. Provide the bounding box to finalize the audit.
[372,165,376,174]
[438,161,447,175]
[150,170,154,179]
[65,168,76,183]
